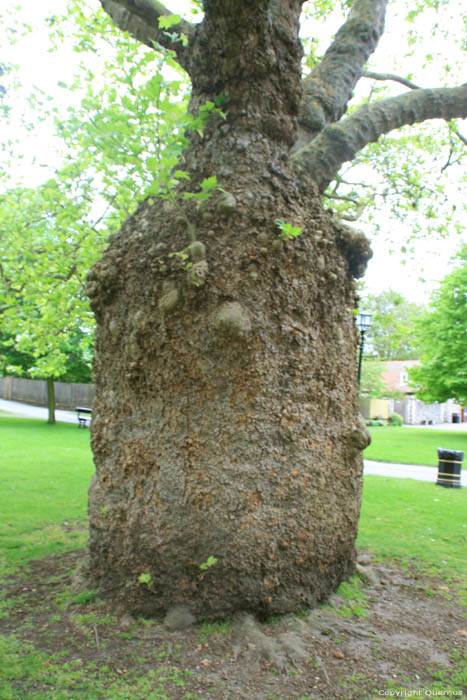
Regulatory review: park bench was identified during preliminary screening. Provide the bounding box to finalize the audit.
[76,406,92,428]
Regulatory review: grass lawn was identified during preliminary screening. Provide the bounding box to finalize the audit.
[0,415,465,580]
[0,418,94,570]
[358,476,467,582]
[364,427,467,466]
[0,416,466,699]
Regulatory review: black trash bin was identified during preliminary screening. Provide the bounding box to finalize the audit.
[436,449,464,488]
[452,414,460,424]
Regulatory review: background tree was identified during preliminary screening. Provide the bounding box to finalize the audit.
[0,330,92,381]
[409,246,467,406]
[360,290,424,360]
[359,359,385,399]
[0,5,196,421]
[70,0,467,622]
[0,178,103,422]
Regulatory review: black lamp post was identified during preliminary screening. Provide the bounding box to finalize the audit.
[356,311,372,385]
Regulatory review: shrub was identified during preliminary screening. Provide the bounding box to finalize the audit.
[389,412,403,427]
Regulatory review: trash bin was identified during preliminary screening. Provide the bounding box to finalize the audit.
[452,414,460,424]
[436,449,464,488]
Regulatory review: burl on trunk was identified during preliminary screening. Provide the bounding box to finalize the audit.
[82,0,371,620]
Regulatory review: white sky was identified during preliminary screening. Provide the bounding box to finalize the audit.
[2,0,466,305]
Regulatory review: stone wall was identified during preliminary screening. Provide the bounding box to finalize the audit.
[393,397,460,425]
[360,396,461,425]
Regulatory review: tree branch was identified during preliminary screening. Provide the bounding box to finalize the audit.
[99,0,195,71]
[452,127,467,147]
[363,71,421,90]
[293,83,467,192]
[294,0,388,152]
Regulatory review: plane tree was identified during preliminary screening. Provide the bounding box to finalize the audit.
[43,0,467,619]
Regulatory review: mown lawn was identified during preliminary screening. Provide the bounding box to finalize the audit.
[0,418,94,569]
[0,416,466,700]
[364,427,467,466]
[0,416,465,579]
[357,475,467,581]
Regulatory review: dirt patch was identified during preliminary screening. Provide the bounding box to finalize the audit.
[1,550,466,699]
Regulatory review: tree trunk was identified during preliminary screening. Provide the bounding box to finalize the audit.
[83,1,371,620]
[46,376,56,424]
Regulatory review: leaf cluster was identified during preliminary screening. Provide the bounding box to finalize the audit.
[361,290,424,361]
[408,245,467,404]
[0,2,201,378]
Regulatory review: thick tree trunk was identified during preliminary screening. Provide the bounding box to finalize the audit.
[83,1,371,620]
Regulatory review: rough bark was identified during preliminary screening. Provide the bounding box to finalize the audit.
[83,0,372,620]
[84,0,467,622]
[99,0,194,70]
[293,83,467,192]
[294,0,388,151]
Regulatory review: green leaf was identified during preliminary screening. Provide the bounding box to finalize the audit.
[201,176,217,192]
[146,157,160,172]
[200,556,218,571]
[158,14,182,30]
[274,219,303,239]
[138,572,153,589]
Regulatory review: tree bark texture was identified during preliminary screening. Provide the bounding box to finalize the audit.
[294,0,388,150]
[83,0,466,619]
[47,377,56,425]
[294,84,467,192]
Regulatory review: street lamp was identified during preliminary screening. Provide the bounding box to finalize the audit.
[356,311,372,385]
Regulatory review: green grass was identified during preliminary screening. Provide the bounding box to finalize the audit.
[0,416,466,699]
[0,633,190,700]
[1,417,465,579]
[1,417,465,580]
[0,418,94,569]
[358,475,467,581]
[335,576,369,618]
[364,427,467,466]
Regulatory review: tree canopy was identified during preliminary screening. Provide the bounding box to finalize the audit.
[95,0,467,199]
[360,290,424,360]
[409,245,467,405]
[0,4,193,388]
[1,0,466,378]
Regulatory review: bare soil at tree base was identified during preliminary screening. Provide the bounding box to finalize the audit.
[1,549,466,699]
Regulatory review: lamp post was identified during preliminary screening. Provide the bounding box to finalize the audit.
[356,312,372,385]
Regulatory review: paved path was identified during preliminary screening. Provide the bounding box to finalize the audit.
[1,399,465,485]
[0,398,77,424]
[364,458,466,486]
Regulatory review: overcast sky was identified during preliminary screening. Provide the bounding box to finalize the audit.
[2,0,466,305]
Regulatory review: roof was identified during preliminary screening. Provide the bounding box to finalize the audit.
[381,360,420,394]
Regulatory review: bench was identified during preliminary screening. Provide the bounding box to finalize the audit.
[76,406,92,428]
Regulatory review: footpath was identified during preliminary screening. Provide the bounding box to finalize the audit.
[0,398,76,424]
[1,398,465,486]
